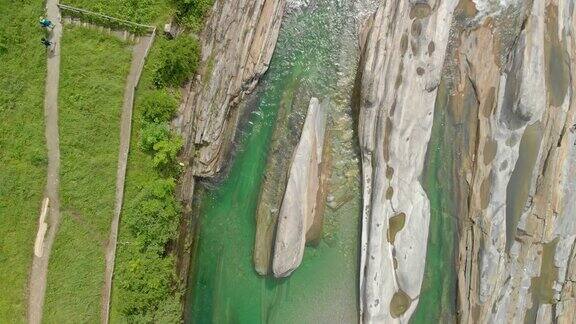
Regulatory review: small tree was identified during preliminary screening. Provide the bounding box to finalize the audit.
[152,136,183,173]
[125,178,180,253]
[140,122,170,153]
[140,123,183,175]
[153,36,200,87]
[141,89,179,123]
[117,249,176,319]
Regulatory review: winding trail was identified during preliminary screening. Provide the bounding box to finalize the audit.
[101,32,155,324]
[27,2,154,320]
[27,0,62,323]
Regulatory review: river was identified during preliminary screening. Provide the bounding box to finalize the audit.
[185,1,456,323]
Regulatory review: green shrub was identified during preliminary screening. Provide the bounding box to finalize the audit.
[140,122,170,153]
[170,0,213,30]
[151,135,182,173]
[171,0,213,15]
[153,36,200,87]
[152,294,182,324]
[141,89,178,123]
[117,249,178,320]
[140,123,182,174]
[125,178,180,254]
[118,178,182,321]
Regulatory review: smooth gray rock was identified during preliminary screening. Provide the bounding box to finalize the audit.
[356,1,457,322]
[272,98,328,278]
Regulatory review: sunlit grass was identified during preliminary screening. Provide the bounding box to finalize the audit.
[109,34,183,323]
[43,26,131,323]
[0,0,47,322]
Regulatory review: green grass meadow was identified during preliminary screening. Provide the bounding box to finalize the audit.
[0,0,47,322]
[0,0,206,321]
[43,26,131,323]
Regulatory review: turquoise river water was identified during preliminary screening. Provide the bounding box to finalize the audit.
[186,2,456,323]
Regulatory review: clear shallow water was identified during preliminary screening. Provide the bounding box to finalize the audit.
[186,2,368,323]
[186,1,457,322]
[412,82,458,323]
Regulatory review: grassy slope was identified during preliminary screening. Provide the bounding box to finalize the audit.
[0,0,47,322]
[43,26,131,323]
[108,35,177,323]
[51,5,176,324]
[108,61,156,323]
[108,102,152,324]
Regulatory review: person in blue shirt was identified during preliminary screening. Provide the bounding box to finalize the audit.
[39,18,54,29]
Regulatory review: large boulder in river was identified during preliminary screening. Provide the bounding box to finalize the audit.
[272,97,328,278]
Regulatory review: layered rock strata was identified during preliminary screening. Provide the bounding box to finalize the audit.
[356,0,457,322]
[448,1,576,322]
[176,0,286,185]
[357,0,576,321]
[272,97,329,277]
[173,0,286,303]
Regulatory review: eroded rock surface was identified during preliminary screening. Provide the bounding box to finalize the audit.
[356,0,457,322]
[357,0,575,322]
[176,0,286,183]
[272,98,328,277]
[439,0,576,322]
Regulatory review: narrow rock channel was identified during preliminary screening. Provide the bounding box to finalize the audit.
[185,1,377,322]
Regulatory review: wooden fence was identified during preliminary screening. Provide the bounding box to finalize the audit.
[57,3,155,35]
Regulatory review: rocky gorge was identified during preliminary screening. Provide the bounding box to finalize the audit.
[172,0,286,290]
[177,0,576,323]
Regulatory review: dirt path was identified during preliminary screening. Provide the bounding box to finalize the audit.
[101,33,155,324]
[27,0,62,323]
